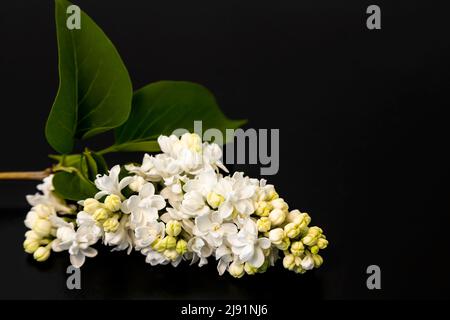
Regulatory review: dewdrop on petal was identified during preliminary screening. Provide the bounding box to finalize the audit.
[166,220,182,237]
[229,262,245,278]
[269,208,286,226]
[104,194,121,212]
[257,217,271,232]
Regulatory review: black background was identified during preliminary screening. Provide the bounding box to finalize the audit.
[0,0,449,299]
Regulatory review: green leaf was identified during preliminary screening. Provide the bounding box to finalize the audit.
[114,81,246,151]
[46,0,132,154]
[52,170,98,201]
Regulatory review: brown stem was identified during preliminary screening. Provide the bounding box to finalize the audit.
[0,168,52,181]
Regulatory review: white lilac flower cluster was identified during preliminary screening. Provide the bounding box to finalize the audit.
[23,133,328,277]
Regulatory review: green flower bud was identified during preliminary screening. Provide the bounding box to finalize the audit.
[93,208,110,222]
[33,246,50,262]
[34,204,55,219]
[104,194,121,212]
[164,249,179,261]
[176,239,188,255]
[271,198,289,211]
[244,263,258,275]
[155,236,177,252]
[317,237,329,249]
[207,192,225,209]
[290,241,304,256]
[83,198,101,215]
[310,245,320,254]
[302,226,323,246]
[166,220,182,237]
[165,236,177,250]
[276,237,290,251]
[103,215,120,233]
[23,238,40,254]
[268,228,284,245]
[256,217,271,233]
[32,218,52,237]
[312,254,323,268]
[229,262,245,278]
[258,259,270,273]
[283,254,296,270]
[284,222,301,239]
[269,208,286,226]
[255,201,272,217]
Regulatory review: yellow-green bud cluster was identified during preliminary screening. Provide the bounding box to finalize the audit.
[83,196,122,233]
[252,185,328,275]
[152,220,188,262]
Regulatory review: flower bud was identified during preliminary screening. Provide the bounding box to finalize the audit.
[23,238,40,254]
[310,245,319,254]
[269,208,286,226]
[25,230,41,240]
[207,192,225,209]
[283,254,296,270]
[302,226,322,246]
[104,194,121,212]
[228,262,245,278]
[166,220,182,237]
[255,201,272,217]
[244,263,258,275]
[34,204,55,219]
[103,216,120,233]
[164,249,179,261]
[32,218,52,237]
[176,239,188,255]
[181,133,202,153]
[271,198,288,211]
[93,208,110,222]
[256,217,271,233]
[155,236,177,252]
[284,222,301,239]
[290,241,304,256]
[268,228,284,245]
[300,254,315,271]
[83,198,101,215]
[317,237,329,249]
[312,254,323,268]
[258,259,269,273]
[33,246,51,262]
[276,237,290,251]
[129,176,147,192]
[267,190,279,201]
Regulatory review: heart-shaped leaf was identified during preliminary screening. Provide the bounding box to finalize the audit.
[113,81,246,152]
[46,0,132,154]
